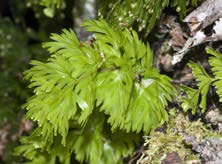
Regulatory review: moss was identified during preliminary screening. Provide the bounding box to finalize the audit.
[138,111,219,163]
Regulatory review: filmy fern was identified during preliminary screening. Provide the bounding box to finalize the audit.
[15,19,175,163]
[180,48,222,114]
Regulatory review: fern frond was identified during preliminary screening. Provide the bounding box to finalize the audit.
[180,85,199,114]
[16,111,139,164]
[21,19,175,163]
[70,111,139,164]
[42,29,79,55]
[124,76,171,133]
[24,57,78,145]
[207,47,222,102]
[82,19,124,50]
[14,135,71,164]
[187,62,212,112]
[24,30,100,145]
[83,19,175,132]
[96,67,134,130]
[180,62,211,114]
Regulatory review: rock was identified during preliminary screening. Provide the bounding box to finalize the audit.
[184,135,222,163]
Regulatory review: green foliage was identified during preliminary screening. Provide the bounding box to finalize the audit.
[26,0,65,17]
[0,18,30,130]
[99,0,200,36]
[180,48,222,114]
[16,19,175,163]
[180,62,212,114]
[207,48,222,102]
[171,0,199,19]
[138,112,218,163]
[16,110,139,164]
[0,17,47,163]
[40,0,63,17]
[180,85,199,114]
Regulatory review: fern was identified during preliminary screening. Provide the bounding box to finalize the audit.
[180,62,212,114]
[180,85,199,114]
[207,48,222,102]
[180,48,222,114]
[99,0,200,36]
[16,110,139,164]
[16,19,175,163]
[189,62,212,111]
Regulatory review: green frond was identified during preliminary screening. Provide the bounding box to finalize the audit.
[180,85,199,114]
[20,19,175,163]
[187,62,211,112]
[96,65,134,130]
[83,19,175,133]
[207,47,222,102]
[82,19,124,50]
[180,48,222,114]
[70,111,138,164]
[71,111,105,163]
[42,29,79,55]
[23,56,78,145]
[98,0,169,35]
[24,30,101,145]
[14,136,71,164]
[15,111,139,164]
[123,72,173,133]
[180,62,211,114]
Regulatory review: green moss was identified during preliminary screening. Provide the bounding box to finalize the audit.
[138,111,219,163]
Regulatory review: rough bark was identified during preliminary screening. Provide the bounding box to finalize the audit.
[184,0,222,34]
[184,135,222,164]
[172,0,222,65]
